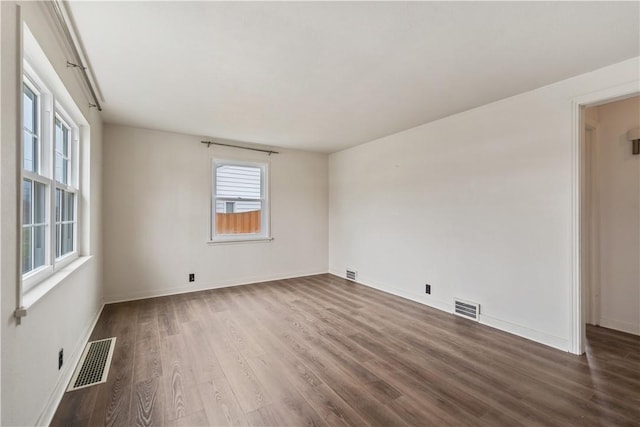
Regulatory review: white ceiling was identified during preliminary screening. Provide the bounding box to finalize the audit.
[67,1,639,153]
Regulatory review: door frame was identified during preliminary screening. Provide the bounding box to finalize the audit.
[582,123,600,327]
[570,81,639,355]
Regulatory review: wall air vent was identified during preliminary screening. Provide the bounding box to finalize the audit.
[346,269,357,281]
[454,299,480,321]
[67,337,116,391]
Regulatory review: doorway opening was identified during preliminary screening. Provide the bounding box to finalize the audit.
[573,87,640,354]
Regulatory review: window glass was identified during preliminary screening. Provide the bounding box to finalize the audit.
[213,162,266,237]
[23,85,38,172]
[55,118,70,185]
[61,223,74,256]
[55,189,75,258]
[22,228,32,274]
[23,179,32,225]
[34,182,46,224]
[34,224,46,269]
[23,85,35,131]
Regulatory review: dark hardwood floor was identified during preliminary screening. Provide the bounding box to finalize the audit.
[51,274,640,426]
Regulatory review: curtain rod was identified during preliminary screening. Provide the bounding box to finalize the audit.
[51,1,103,111]
[201,141,279,155]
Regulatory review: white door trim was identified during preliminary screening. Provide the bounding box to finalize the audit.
[583,125,601,327]
[570,81,639,355]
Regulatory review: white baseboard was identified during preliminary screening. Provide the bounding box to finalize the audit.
[600,317,640,336]
[479,313,568,351]
[35,303,105,427]
[328,270,569,352]
[330,270,453,314]
[104,270,329,304]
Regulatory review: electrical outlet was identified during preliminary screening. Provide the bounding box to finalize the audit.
[189,273,195,282]
[58,348,63,370]
[425,284,431,294]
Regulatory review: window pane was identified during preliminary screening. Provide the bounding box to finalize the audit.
[22,227,32,274]
[63,127,69,156]
[55,119,70,184]
[63,158,69,184]
[60,223,73,257]
[55,190,75,222]
[23,85,38,172]
[55,189,61,222]
[34,182,46,224]
[55,189,75,258]
[23,131,38,172]
[23,179,32,225]
[63,192,75,221]
[23,84,36,132]
[55,152,64,183]
[215,202,262,235]
[55,119,63,153]
[55,224,61,259]
[216,165,262,198]
[34,225,46,269]
[214,163,264,236]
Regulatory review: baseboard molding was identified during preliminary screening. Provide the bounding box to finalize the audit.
[104,270,329,304]
[600,317,640,336]
[479,313,568,351]
[35,303,105,427]
[330,270,453,314]
[328,270,569,352]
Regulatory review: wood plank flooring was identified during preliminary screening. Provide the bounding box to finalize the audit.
[51,274,640,426]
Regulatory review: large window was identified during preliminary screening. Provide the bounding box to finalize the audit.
[212,160,269,241]
[21,70,79,291]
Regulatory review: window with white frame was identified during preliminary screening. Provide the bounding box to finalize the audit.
[212,160,269,241]
[21,68,80,291]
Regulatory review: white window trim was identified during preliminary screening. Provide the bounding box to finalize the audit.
[209,158,272,244]
[21,63,80,294]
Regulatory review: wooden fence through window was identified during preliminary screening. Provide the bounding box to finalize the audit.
[216,210,261,234]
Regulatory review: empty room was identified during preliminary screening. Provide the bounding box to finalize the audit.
[1,1,640,426]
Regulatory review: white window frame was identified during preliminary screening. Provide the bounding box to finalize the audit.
[21,64,80,293]
[210,159,271,243]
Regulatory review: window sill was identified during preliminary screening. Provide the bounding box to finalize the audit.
[207,237,274,246]
[16,256,92,318]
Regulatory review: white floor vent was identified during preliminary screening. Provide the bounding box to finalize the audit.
[346,269,357,281]
[454,299,480,321]
[67,337,116,391]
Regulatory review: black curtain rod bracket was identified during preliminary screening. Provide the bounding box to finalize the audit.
[66,61,86,71]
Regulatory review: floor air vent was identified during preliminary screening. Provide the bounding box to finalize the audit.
[67,337,116,391]
[346,269,357,281]
[454,299,480,321]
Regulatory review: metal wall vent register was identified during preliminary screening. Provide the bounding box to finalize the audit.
[346,269,357,281]
[67,337,116,391]
[454,299,480,321]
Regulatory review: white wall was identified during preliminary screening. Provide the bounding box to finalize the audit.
[1,2,103,426]
[103,124,328,302]
[594,97,640,335]
[329,57,639,352]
